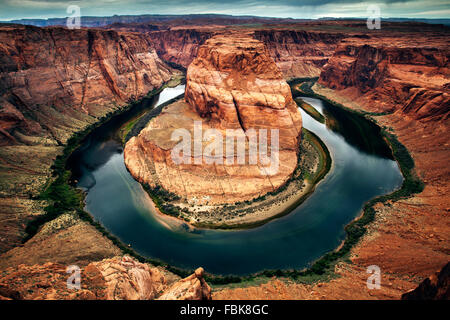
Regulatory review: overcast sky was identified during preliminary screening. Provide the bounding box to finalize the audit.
[0,0,449,21]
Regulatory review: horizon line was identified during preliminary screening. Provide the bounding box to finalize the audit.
[1,12,449,23]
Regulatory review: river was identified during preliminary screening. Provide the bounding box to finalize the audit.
[68,84,403,275]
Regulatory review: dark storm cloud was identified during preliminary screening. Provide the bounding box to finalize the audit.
[0,0,449,20]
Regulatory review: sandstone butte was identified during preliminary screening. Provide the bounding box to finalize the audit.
[124,35,302,204]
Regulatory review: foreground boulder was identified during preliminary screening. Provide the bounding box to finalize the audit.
[124,35,302,205]
[0,255,210,300]
[90,255,166,300]
[158,267,211,300]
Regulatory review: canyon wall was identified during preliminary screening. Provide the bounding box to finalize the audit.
[147,28,342,79]
[0,24,174,146]
[317,37,450,121]
[253,29,343,78]
[0,24,175,255]
[147,29,215,68]
[124,35,302,205]
[214,29,450,300]
[301,35,450,299]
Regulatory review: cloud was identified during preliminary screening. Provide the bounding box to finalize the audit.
[0,0,449,20]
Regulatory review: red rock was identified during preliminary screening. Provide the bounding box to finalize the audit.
[158,267,211,300]
[0,255,209,300]
[317,37,450,121]
[402,262,450,300]
[0,24,174,146]
[124,35,302,204]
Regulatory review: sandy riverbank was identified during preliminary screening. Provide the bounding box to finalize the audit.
[144,128,331,229]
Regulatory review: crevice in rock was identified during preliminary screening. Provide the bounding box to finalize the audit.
[231,93,246,133]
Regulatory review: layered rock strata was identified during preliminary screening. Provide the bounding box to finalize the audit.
[147,27,342,78]
[125,35,302,204]
[253,29,343,78]
[0,255,211,300]
[0,24,173,146]
[214,30,450,300]
[147,28,215,68]
[0,24,176,254]
[317,37,450,121]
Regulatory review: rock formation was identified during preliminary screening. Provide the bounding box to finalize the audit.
[0,255,211,300]
[158,267,211,300]
[253,29,343,78]
[146,27,342,78]
[0,24,174,146]
[0,24,176,254]
[317,37,450,121]
[147,29,215,69]
[124,35,302,204]
[91,255,167,300]
[402,262,450,300]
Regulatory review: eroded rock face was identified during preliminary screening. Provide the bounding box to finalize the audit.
[124,35,302,204]
[253,29,343,79]
[148,29,215,68]
[0,255,210,300]
[317,37,450,121]
[147,27,342,79]
[0,24,174,146]
[184,36,302,148]
[91,255,167,300]
[311,34,450,301]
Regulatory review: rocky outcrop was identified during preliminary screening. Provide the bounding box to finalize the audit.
[147,29,215,69]
[0,24,174,146]
[146,27,342,79]
[317,37,450,121]
[402,262,450,300]
[0,255,210,300]
[254,29,343,78]
[0,23,176,257]
[158,267,211,300]
[124,35,302,205]
[306,32,450,300]
[184,35,302,146]
[91,255,167,300]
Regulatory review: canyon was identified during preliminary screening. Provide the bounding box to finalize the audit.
[0,24,176,254]
[216,27,450,300]
[0,17,448,300]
